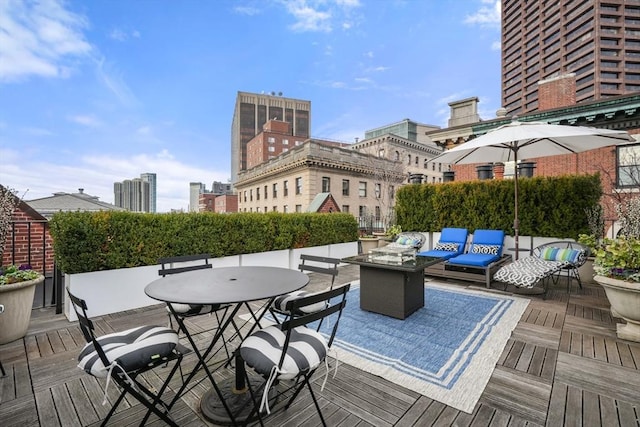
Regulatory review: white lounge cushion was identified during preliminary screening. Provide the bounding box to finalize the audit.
[494,256,568,289]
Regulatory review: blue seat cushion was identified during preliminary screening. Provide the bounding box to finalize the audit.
[78,325,178,378]
[240,325,327,380]
[448,253,499,267]
[418,249,459,260]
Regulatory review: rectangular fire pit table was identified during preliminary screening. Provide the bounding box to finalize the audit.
[342,250,442,319]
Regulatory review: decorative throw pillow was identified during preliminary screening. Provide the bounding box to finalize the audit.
[434,242,459,252]
[541,247,584,264]
[471,244,500,255]
[396,236,408,245]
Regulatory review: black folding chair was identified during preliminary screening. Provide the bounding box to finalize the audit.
[240,283,350,426]
[67,289,187,426]
[269,254,340,321]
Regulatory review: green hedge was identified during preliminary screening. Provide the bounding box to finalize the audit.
[49,212,358,274]
[395,174,602,238]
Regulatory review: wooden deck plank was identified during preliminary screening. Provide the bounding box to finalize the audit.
[582,389,601,427]
[395,396,441,427]
[598,394,619,427]
[545,382,566,427]
[604,336,622,365]
[616,400,639,427]
[515,343,536,373]
[555,352,640,404]
[50,382,82,427]
[616,342,637,369]
[511,322,561,349]
[0,394,39,427]
[564,384,582,426]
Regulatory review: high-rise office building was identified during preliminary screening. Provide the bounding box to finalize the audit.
[502,0,640,116]
[140,173,157,213]
[114,173,155,212]
[231,91,311,186]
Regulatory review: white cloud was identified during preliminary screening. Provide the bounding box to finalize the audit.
[68,115,102,127]
[364,51,374,58]
[464,0,501,28]
[95,57,139,107]
[279,0,362,33]
[491,40,501,50]
[0,148,228,212]
[109,27,141,42]
[234,6,261,16]
[0,0,92,82]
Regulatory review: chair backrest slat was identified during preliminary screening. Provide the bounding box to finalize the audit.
[298,254,340,289]
[158,253,212,276]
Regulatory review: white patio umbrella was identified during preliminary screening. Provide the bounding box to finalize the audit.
[430,120,635,257]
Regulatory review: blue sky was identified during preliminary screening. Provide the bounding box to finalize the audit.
[0,0,501,212]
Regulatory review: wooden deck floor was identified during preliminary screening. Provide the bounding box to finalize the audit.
[1,264,639,426]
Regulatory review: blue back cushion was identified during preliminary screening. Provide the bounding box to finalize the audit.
[472,229,504,245]
[440,228,469,245]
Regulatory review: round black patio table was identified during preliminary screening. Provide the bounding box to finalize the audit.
[145,266,309,425]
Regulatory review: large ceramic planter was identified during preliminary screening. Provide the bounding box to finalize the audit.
[359,237,379,254]
[578,257,596,285]
[594,275,640,342]
[0,275,43,344]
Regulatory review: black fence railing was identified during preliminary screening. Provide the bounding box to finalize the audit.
[357,214,395,235]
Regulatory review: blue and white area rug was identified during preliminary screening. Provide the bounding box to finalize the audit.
[320,281,529,414]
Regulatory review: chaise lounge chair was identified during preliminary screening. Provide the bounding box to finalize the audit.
[417,227,468,260]
[425,229,511,288]
[494,240,589,296]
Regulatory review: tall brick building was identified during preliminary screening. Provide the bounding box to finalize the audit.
[502,0,640,116]
[231,92,310,187]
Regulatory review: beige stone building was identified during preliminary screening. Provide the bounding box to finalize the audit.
[235,134,443,227]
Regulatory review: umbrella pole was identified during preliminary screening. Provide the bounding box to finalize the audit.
[513,148,519,260]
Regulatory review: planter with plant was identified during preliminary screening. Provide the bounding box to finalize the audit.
[593,198,640,342]
[0,186,44,344]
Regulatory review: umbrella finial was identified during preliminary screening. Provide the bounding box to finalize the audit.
[511,115,519,123]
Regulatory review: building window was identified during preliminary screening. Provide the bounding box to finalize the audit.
[342,205,349,213]
[295,140,303,146]
[295,204,302,212]
[273,183,278,198]
[264,185,268,199]
[358,205,367,217]
[389,186,395,200]
[268,146,275,152]
[617,143,640,188]
[375,206,381,220]
[273,206,277,211]
[283,148,288,152]
[374,183,381,199]
[243,191,247,202]
[283,180,288,196]
[250,189,253,201]
[378,148,385,157]
[283,205,288,213]
[407,154,411,165]
[322,177,330,192]
[342,179,350,196]
[395,151,400,161]
[268,137,275,143]
[424,159,428,169]
[256,187,260,201]
[295,177,302,194]
[283,139,289,145]
[415,156,419,165]
[359,181,367,197]
[264,206,267,213]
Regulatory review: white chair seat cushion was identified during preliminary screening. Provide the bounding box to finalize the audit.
[240,325,327,380]
[78,325,178,378]
[494,256,568,289]
[272,291,328,315]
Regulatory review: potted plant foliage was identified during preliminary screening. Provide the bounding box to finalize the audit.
[593,198,640,342]
[0,186,44,344]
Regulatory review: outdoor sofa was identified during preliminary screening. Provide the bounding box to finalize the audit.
[424,229,511,288]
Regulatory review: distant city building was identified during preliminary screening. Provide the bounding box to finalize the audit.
[502,0,640,116]
[231,91,311,186]
[114,174,154,212]
[364,118,440,144]
[211,181,232,195]
[189,182,206,212]
[28,188,124,219]
[215,194,238,213]
[140,173,157,213]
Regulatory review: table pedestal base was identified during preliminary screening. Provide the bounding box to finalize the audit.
[200,377,269,425]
